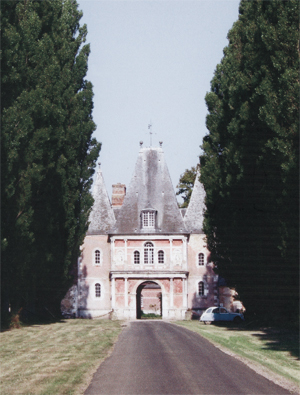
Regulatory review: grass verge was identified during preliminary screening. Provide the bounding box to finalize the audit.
[0,319,122,395]
[141,313,162,319]
[176,321,299,389]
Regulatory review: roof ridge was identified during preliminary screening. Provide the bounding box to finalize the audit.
[183,167,205,233]
[87,166,116,234]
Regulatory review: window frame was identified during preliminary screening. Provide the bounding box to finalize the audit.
[92,280,104,300]
[141,210,156,229]
[196,278,208,298]
[134,250,140,264]
[95,283,101,298]
[144,242,154,264]
[158,250,165,264]
[93,248,102,266]
[197,252,205,266]
[198,281,204,296]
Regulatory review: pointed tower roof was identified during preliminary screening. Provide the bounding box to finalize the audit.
[87,165,116,234]
[183,167,205,233]
[111,146,186,235]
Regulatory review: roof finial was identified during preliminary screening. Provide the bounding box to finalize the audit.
[140,141,143,147]
[147,121,157,147]
[148,121,153,147]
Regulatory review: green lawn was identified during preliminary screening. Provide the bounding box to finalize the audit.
[176,321,300,388]
[141,313,162,319]
[0,319,122,395]
[1,318,299,394]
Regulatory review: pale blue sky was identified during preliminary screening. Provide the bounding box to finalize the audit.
[77,0,240,202]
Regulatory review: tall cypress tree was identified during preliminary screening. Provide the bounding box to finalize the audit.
[1,0,100,318]
[200,0,299,321]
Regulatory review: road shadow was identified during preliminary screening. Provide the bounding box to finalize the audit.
[210,321,299,360]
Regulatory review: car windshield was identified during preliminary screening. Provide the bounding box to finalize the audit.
[206,308,213,313]
[212,308,219,313]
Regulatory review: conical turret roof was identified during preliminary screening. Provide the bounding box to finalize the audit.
[111,147,186,235]
[183,167,205,233]
[87,166,116,234]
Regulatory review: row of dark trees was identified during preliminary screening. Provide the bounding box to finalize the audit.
[1,0,100,322]
[1,0,298,326]
[198,0,298,321]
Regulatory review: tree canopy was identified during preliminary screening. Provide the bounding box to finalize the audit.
[176,167,197,208]
[1,0,101,320]
[200,0,299,321]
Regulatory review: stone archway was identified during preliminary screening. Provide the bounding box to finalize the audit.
[136,281,162,319]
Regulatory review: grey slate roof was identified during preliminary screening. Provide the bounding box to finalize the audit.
[110,147,186,235]
[87,167,116,234]
[183,168,206,233]
[180,208,187,218]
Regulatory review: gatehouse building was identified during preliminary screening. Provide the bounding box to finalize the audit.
[62,143,241,319]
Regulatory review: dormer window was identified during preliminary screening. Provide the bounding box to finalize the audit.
[141,210,156,229]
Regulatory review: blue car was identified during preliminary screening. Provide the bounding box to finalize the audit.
[200,307,244,324]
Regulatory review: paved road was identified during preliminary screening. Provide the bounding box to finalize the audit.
[85,321,291,395]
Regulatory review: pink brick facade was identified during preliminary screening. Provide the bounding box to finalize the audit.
[76,232,225,319]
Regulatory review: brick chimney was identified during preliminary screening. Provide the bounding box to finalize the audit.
[112,183,126,208]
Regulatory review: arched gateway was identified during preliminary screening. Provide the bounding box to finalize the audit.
[136,281,162,319]
[110,273,189,320]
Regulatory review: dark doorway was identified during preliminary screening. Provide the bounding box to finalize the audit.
[136,281,162,319]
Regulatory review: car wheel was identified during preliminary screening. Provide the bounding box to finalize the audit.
[204,321,211,325]
[233,316,242,324]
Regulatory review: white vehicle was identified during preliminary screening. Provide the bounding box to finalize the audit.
[200,307,244,324]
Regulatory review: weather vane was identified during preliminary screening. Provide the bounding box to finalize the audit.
[147,121,156,147]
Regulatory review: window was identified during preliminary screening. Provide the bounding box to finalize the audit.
[93,249,102,266]
[142,211,155,228]
[198,281,204,296]
[198,253,204,266]
[158,250,164,264]
[134,250,140,264]
[144,242,154,264]
[95,250,101,265]
[95,283,101,298]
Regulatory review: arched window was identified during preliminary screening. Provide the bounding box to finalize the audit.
[94,249,101,265]
[95,283,101,298]
[158,250,164,264]
[198,281,204,296]
[198,253,204,266]
[134,250,140,264]
[144,242,154,264]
